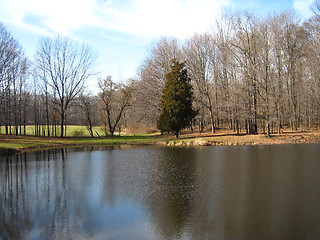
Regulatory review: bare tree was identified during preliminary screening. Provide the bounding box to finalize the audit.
[312,0,320,16]
[134,37,182,127]
[183,34,217,133]
[98,76,132,136]
[35,35,96,137]
[303,15,320,129]
[229,12,261,134]
[280,14,306,130]
[79,93,98,137]
[0,23,29,135]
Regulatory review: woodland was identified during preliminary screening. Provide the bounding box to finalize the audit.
[0,8,319,138]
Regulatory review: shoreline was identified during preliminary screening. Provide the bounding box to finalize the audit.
[162,131,320,147]
[0,130,319,155]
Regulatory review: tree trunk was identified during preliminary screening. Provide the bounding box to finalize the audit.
[236,120,240,135]
[266,121,271,137]
[209,107,215,133]
[60,114,64,138]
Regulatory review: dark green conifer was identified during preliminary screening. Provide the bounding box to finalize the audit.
[157,60,197,138]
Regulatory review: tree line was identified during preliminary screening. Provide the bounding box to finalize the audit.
[0,9,319,138]
[134,11,320,136]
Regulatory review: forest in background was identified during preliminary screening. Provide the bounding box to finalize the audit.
[0,8,319,137]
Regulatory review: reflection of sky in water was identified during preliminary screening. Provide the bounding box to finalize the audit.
[85,201,154,239]
[1,144,320,240]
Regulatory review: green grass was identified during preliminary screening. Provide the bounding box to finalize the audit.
[0,125,110,137]
[0,130,167,153]
[0,125,173,153]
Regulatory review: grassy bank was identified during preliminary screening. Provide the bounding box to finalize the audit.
[0,134,165,154]
[0,129,319,154]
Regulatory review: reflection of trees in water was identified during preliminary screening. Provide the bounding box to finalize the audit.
[188,146,320,240]
[102,150,116,208]
[99,147,198,239]
[90,147,198,239]
[0,149,94,239]
[1,145,320,240]
[0,146,203,239]
[1,152,30,239]
[142,147,197,239]
[101,145,320,240]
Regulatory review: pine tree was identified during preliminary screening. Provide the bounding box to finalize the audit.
[157,60,197,138]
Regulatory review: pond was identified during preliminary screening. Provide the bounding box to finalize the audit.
[0,144,319,240]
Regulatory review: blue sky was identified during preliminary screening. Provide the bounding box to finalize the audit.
[0,0,316,91]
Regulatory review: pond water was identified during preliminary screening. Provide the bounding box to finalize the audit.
[0,144,319,240]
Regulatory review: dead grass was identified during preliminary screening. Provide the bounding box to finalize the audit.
[0,129,319,154]
[164,129,320,146]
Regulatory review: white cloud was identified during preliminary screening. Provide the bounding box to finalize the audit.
[99,0,230,39]
[0,0,97,35]
[293,0,315,20]
[0,0,230,39]
[0,0,230,86]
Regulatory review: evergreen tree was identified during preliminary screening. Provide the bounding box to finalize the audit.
[157,60,197,137]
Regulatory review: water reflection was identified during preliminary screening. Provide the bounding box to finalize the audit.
[145,148,196,239]
[0,144,319,240]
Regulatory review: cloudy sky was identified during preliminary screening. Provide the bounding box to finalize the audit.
[0,0,316,89]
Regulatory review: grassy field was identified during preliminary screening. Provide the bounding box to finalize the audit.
[0,133,168,154]
[0,125,108,137]
[0,127,319,154]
